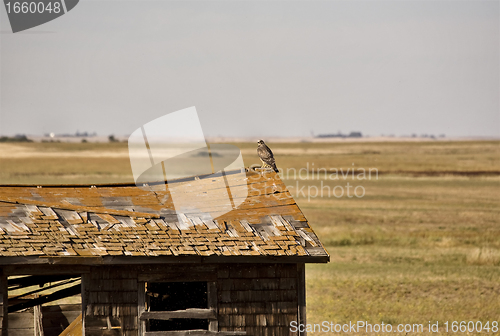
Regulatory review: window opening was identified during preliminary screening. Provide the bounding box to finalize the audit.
[145,281,209,331]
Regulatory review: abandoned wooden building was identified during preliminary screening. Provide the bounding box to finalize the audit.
[0,168,329,335]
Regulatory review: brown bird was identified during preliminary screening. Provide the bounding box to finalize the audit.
[257,140,279,173]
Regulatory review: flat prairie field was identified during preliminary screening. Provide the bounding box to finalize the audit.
[1,140,499,335]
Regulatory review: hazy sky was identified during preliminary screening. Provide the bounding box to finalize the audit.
[1,0,498,137]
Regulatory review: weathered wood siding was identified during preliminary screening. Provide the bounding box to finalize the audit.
[1,273,7,335]
[7,308,36,336]
[84,267,138,336]
[217,264,298,336]
[43,304,82,336]
[82,263,299,336]
[5,304,80,336]
[0,275,4,336]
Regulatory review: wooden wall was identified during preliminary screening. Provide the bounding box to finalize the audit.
[4,304,80,336]
[0,274,5,336]
[44,304,81,336]
[217,264,299,336]
[84,263,301,336]
[84,267,138,336]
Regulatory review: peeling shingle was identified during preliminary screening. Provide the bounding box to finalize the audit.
[0,170,328,259]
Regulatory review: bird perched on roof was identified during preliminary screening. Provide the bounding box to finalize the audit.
[257,140,279,173]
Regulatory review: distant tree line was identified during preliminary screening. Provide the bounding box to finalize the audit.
[0,135,33,143]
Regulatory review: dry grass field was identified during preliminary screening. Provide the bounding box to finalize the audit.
[1,140,499,334]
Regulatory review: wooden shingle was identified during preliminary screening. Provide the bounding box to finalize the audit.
[0,169,328,262]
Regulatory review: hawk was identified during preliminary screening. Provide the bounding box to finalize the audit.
[257,140,279,173]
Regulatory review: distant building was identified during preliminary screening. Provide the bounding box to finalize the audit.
[316,131,362,138]
[43,131,97,138]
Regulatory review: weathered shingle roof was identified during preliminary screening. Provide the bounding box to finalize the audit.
[0,169,329,264]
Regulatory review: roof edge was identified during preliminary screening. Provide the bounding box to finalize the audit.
[0,255,329,266]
